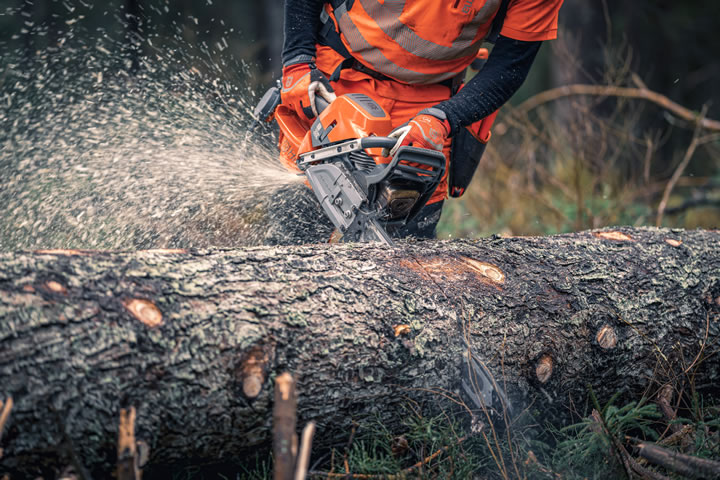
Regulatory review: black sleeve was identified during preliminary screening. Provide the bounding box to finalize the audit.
[435,35,542,136]
[282,0,325,66]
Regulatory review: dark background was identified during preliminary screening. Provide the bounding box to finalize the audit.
[3,0,717,114]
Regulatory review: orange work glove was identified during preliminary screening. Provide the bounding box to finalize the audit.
[280,62,337,120]
[386,108,450,157]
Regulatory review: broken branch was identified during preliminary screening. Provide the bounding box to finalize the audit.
[638,442,720,479]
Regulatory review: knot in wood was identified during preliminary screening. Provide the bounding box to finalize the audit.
[596,325,618,349]
[123,299,163,328]
[536,355,553,383]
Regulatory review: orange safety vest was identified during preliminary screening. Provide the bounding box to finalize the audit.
[323,0,503,85]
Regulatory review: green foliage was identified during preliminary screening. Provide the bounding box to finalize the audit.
[338,410,487,479]
[236,455,272,480]
[550,400,661,477]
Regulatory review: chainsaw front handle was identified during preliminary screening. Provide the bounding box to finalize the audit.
[297,137,398,170]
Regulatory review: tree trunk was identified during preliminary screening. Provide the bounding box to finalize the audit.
[0,227,718,476]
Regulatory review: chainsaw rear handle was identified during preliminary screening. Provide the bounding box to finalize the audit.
[253,81,330,123]
[252,81,282,124]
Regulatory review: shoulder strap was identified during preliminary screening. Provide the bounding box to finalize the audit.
[486,0,511,44]
[318,3,353,60]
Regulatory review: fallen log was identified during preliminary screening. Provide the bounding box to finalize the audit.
[0,227,718,477]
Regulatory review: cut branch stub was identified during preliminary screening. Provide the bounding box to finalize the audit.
[122,299,163,328]
[596,325,618,350]
[239,344,275,399]
[44,281,68,295]
[536,355,553,383]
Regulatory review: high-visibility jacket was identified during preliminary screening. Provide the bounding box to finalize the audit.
[323,0,502,85]
[321,0,562,85]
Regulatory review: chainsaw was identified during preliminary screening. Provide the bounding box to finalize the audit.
[253,83,514,419]
[253,84,446,246]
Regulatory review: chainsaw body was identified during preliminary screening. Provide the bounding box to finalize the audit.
[255,87,445,246]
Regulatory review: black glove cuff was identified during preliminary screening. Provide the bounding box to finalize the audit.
[284,54,315,67]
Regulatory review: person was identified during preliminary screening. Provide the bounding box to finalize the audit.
[279,0,564,239]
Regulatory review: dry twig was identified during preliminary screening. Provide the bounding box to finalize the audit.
[0,397,13,459]
[274,372,298,480]
[0,397,12,443]
[294,422,316,480]
[117,407,144,480]
[656,385,682,435]
[656,106,708,226]
[515,84,720,132]
[590,410,670,480]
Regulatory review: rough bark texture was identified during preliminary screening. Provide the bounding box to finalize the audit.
[0,227,719,476]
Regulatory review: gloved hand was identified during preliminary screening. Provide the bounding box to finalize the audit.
[386,108,450,157]
[281,62,337,120]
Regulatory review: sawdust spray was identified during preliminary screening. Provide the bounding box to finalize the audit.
[0,10,329,250]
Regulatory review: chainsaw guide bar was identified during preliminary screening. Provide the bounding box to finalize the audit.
[298,137,445,246]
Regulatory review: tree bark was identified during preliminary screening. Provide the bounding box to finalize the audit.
[0,227,718,476]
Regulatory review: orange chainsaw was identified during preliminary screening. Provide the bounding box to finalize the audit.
[253,85,445,246]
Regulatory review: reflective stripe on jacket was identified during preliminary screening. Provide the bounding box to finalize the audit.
[327,0,502,85]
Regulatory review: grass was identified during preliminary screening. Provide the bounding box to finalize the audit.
[225,384,719,480]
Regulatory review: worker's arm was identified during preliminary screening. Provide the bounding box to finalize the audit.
[280,0,335,119]
[282,0,325,66]
[435,35,542,136]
